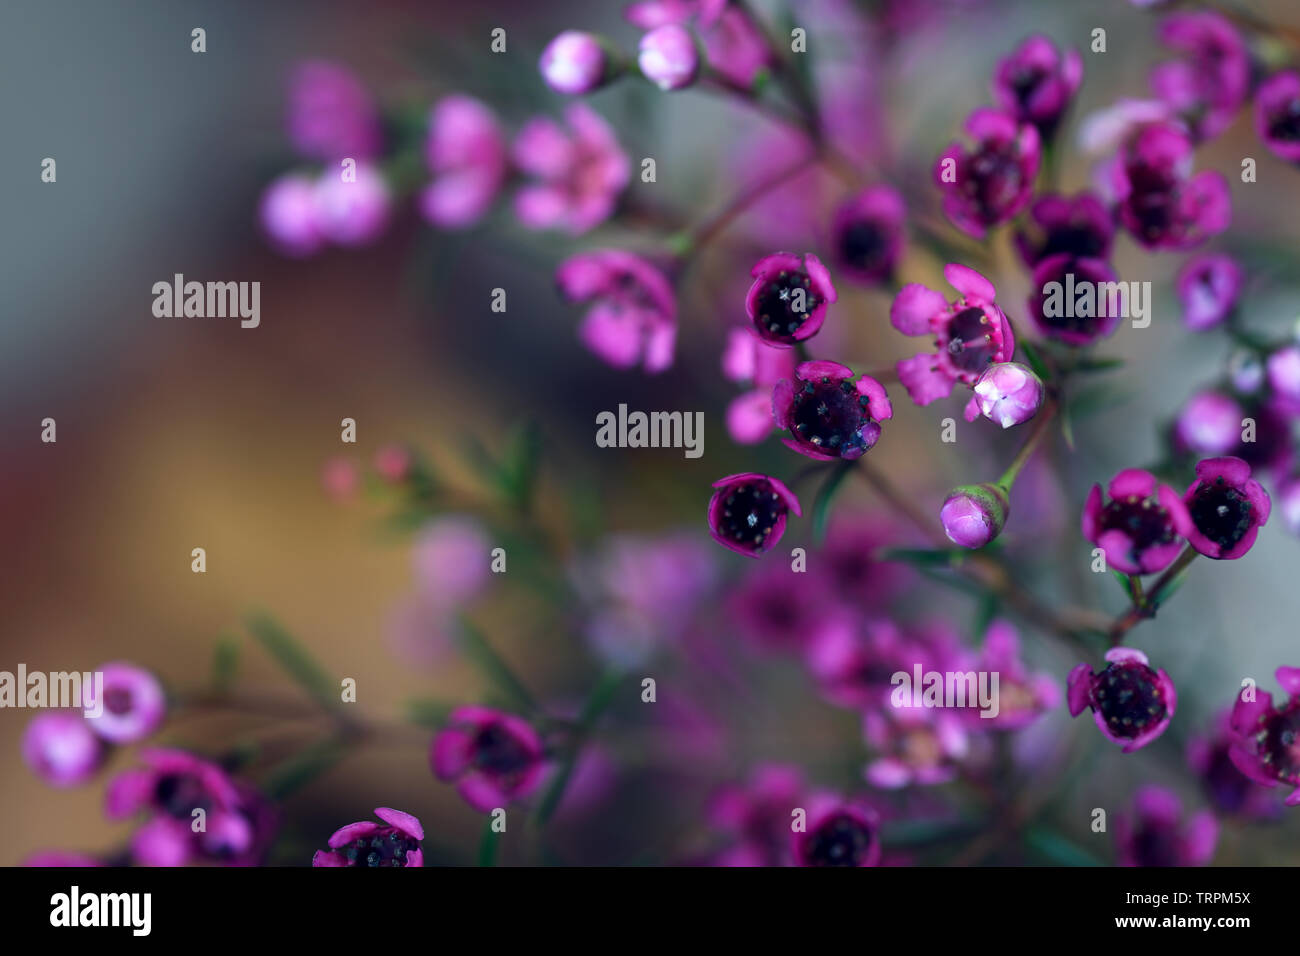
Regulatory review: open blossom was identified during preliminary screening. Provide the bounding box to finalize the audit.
[540,31,615,95]
[1150,11,1249,142]
[431,707,546,812]
[22,713,103,787]
[935,108,1040,237]
[1255,71,1300,163]
[1014,191,1114,268]
[557,249,677,372]
[1082,468,1189,574]
[891,264,1016,418]
[721,328,796,444]
[829,186,905,285]
[286,61,382,161]
[1068,647,1176,753]
[420,95,507,229]
[1176,253,1243,331]
[791,794,881,867]
[84,662,165,744]
[312,808,424,867]
[513,104,630,235]
[807,617,929,711]
[1228,666,1300,806]
[1109,121,1231,250]
[965,620,1058,730]
[991,35,1082,139]
[708,473,800,557]
[1114,786,1218,867]
[864,705,969,788]
[772,361,893,461]
[709,763,805,866]
[1189,710,1284,818]
[1179,456,1270,560]
[745,252,838,347]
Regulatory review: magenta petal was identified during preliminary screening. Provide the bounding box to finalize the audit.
[890,284,946,335]
[795,360,854,381]
[1105,646,1150,666]
[431,727,473,780]
[374,807,424,841]
[943,263,996,303]
[1108,468,1157,500]
[1066,663,1092,716]
[1276,666,1300,698]
[896,353,955,405]
[1194,455,1251,485]
[1228,745,1278,787]
[458,773,507,813]
[327,821,381,849]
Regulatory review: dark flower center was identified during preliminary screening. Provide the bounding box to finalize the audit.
[1204,743,1254,813]
[1098,495,1175,562]
[753,269,820,341]
[839,221,890,277]
[153,773,211,819]
[791,375,875,455]
[342,828,418,868]
[1267,97,1300,144]
[1256,702,1300,784]
[473,724,534,777]
[1130,823,1182,867]
[945,306,998,373]
[1188,477,1252,551]
[1093,661,1168,740]
[105,687,133,716]
[718,481,786,552]
[805,813,874,867]
[1010,65,1047,108]
[1039,224,1106,261]
[960,143,1026,224]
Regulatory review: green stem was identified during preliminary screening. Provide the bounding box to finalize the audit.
[996,401,1058,489]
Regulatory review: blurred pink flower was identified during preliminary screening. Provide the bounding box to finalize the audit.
[513,104,630,235]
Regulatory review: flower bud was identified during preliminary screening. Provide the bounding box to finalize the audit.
[940,483,1009,549]
[637,24,700,91]
[1227,349,1264,393]
[973,362,1044,428]
[540,31,615,95]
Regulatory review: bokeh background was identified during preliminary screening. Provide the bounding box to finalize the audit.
[3,0,1299,865]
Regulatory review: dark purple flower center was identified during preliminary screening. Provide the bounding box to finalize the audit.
[1204,743,1255,813]
[944,307,999,373]
[1098,494,1176,562]
[105,687,133,716]
[153,773,212,819]
[1129,822,1183,867]
[1009,65,1047,109]
[1188,477,1253,552]
[473,724,535,777]
[1255,701,1300,784]
[341,827,418,867]
[959,143,1027,224]
[838,221,891,278]
[1267,96,1300,144]
[1039,224,1107,261]
[1093,661,1168,740]
[791,375,876,456]
[718,481,787,553]
[1234,404,1288,470]
[753,269,820,341]
[804,813,875,867]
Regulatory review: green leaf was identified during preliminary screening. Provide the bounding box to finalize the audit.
[498,421,543,510]
[535,671,624,826]
[1017,341,1052,382]
[972,591,1000,637]
[403,698,454,728]
[211,632,239,694]
[458,616,540,714]
[879,547,963,567]
[245,613,342,716]
[1073,355,1125,374]
[811,463,853,545]
[263,737,348,800]
[1024,827,1103,867]
[477,817,499,867]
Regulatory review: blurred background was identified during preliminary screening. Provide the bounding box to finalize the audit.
[3,0,1299,865]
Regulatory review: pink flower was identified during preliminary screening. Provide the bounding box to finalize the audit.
[772,360,893,461]
[312,163,391,246]
[1067,647,1176,753]
[991,34,1083,139]
[312,808,424,867]
[22,713,103,787]
[1255,71,1300,163]
[972,362,1043,429]
[791,794,881,867]
[1114,786,1218,866]
[557,250,677,372]
[934,108,1040,238]
[513,104,630,235]
[745,252,838,347]
[540,31,615,96]
[1178,456,1271,560]
[829,185,906,285]
[258,173,324,257]
[1082,468,1189,575]
[638,24,700,91]
[412,515,492,606]
[708,473,800,557]
[1227,666,1300,807]
[431,707,546,812]
[1176,253,1243,331]
[1150,11,1249,142]
[891,263,1016,418]
[84,662,165,744]
[420,95,507,229]
[286,61,382,161]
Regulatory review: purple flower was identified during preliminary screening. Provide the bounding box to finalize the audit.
[708,763,805,866]
[1067,647,1176,753]
[412,515,492,607]
[286,61,382,161]
[991,34,1083,139]
[817,513,913,608]
[940,483,1009,549]
[934,108,1040,238]
[1082,468,1189,575]
[1255,71,1300,163]
[772,360,893,461]
[84,662,165,744]
[22,713,103,787]
[513,104,630,235]
[966,620,1059,730]
[1114,786,1218,866]
[312,808,424,867]
[728,562,843,655]
[973,362,1043,429]
[864,706,969,787]
[419,95,507,229]
[1279,475,1300,536]
[258,173,324,257]
[1228,349,1265,394]
[721,328,796,444]
[1267,344,1300,409]
[557,249,677,372]
[1174,391,1244,457]
[744,252,838,347]
[1178,456,1270,560]
[1014,191,1115,268]
[1028,254,1123,346]
[1177,254,1243,331]
[628,1,769,90]
[1150,12,1249,142]
[1228,666,1300,807]
[892,264,1017,416]
[638,24,700,91]
[791,794,881,867]
[313,163,391,246]
[707,472,801,557]
[540,31,615,96]
[1110,122,1231,250]
[1189,710,1285,818]
[431,707,546,812]
[806,617,923,711]
[829,186,905,285]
